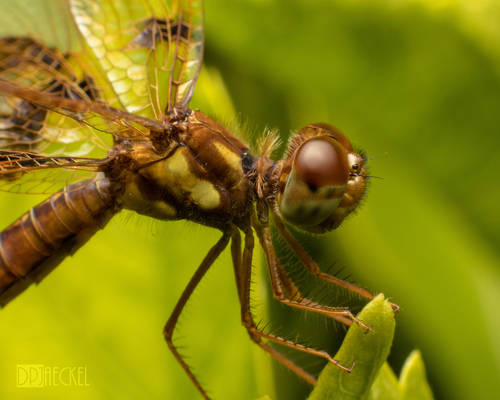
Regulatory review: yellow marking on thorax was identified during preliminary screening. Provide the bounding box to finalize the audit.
[146,148,221,210]
[213,141,244,184]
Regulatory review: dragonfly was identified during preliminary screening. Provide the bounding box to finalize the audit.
[0,0,396,398]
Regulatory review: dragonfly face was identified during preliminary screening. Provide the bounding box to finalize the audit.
[0,1,393,399]
[279,123,367,233]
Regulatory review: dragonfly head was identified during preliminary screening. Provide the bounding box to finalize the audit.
[278,123,367,233]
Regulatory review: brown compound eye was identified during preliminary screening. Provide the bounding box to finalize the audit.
[294,138,349,190]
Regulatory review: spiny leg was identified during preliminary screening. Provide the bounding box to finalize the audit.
[274,258,355,328]
[256,222,370,330]
[271,206,400,313]
[254,202,367,326]
[163,231,231,400]
[243,228,354,373]
[231,227,318,384]
[237,227,352,383]
[253,221,354,327]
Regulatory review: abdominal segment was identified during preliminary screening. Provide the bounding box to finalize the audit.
[0,177,116,307]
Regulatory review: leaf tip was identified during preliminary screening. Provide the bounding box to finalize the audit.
[400,350,434,400]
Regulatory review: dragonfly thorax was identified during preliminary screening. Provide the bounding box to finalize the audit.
[119,111,255,229]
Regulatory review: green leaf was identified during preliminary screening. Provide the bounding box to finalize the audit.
[260,350,435,400]
[307,294,395,400]
[400,351,434,400]
[306,298,434,400]
[368,363,402,400]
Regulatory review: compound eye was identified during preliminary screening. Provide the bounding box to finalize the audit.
[294,138,349,189]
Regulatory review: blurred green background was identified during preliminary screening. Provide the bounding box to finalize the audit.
[0,0,499,399]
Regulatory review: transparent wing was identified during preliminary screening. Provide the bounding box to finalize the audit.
[0,150,104,194]
[0,37,112,158]
[0,169,93,194]
[0,151,103,175]
[168,0,204,111]
[70,0,204,118]
[0,1,157,158]
[0,36,161,153]
[0,1,118,195]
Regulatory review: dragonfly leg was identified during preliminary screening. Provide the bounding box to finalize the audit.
[274,258,357,328]
[163,230,231,400]
[235,227,318,384]
[236,226,352,383]
[271,207,400,313]
[256,223,370,331]
[233,229,316,385]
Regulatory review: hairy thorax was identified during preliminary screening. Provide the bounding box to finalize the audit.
[118,111,257,229]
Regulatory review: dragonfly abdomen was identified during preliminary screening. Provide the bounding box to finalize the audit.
[0,177,116,307]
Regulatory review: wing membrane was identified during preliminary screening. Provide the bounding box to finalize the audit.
[0,37,111,157]
[0,168,97,194]
[0,5,115,194]
[70,0,203,118]
[0,150,102,174]
[0,150,104,194]
[169,0,204,111]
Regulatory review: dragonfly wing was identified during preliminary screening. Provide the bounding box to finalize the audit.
[0,37,118,194]
[70,0,204,118]
[0,37,112,157]
[0,151,103,175]
[0,168,98,195]
[0,151,103,194]
[168,0,204,111]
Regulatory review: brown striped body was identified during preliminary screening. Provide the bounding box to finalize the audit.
[0,110,256,307]
[0,177,117,307]
[121,110,256,230]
